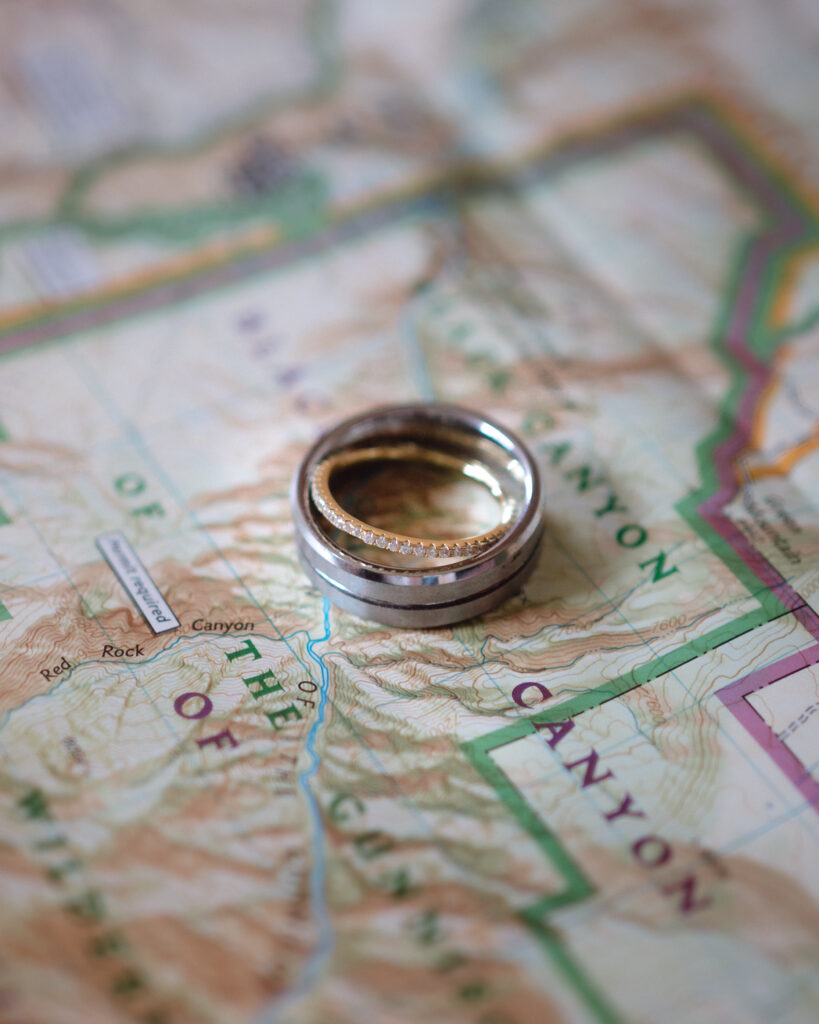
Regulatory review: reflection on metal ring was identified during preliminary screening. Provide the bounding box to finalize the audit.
[309,442,518,558]
[291,403,544,628]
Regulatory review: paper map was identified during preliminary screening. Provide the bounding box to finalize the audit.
[0,2,817,1022]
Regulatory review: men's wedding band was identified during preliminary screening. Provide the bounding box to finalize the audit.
[291,403,543,628]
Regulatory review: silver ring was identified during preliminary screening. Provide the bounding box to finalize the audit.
[290,403,543,628]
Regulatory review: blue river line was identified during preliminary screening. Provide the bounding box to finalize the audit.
[258,597,334,1023]
[300,598,334,979]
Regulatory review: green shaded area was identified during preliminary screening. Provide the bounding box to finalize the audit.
[0,601,12,622]
[55,171,328,246]
[0,507,12,525]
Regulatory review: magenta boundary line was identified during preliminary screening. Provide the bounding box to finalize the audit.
[716,644,819,811]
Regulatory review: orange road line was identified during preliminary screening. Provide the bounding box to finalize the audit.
[4,89,814,337]
[744,428,819,481]
[770,241,819,329]
[741,236,819,479]
[0,223,280,332]
[748,359,784,452]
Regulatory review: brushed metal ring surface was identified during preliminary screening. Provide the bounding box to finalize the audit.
[291,403,544,628]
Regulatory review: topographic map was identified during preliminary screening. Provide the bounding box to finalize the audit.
[0,1,818,1022]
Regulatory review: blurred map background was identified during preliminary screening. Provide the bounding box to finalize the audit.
[0,2,817,1022]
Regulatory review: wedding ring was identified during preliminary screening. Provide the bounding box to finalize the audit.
[309,443,517,559]
[291,403,543,628]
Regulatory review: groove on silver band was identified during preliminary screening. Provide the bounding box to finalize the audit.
[290,403,544,628]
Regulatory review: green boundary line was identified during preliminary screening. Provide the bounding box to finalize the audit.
[55,172,328,246]
[0,2,339,254]
[702,100,817,225]
[754,239,819,354]
[57,0,340,230]
[0,87,816,1020]
[458,111,819,1021]
[524,919,626,1024]
[461,606,784,1022]
[774,303,819,342]
[462,733,621,1022]
[5,95,818,348]
[676,233,788,620]
[0,193,448,369]
[464,605,773,761]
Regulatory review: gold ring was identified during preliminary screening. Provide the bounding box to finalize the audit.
[309,443,517,559]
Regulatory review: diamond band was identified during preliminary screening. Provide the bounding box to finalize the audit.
[309,442,517,560]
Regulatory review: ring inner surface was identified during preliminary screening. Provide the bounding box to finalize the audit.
[324,445,515,569]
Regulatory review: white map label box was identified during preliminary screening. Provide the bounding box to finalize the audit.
[96,531,180,634]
